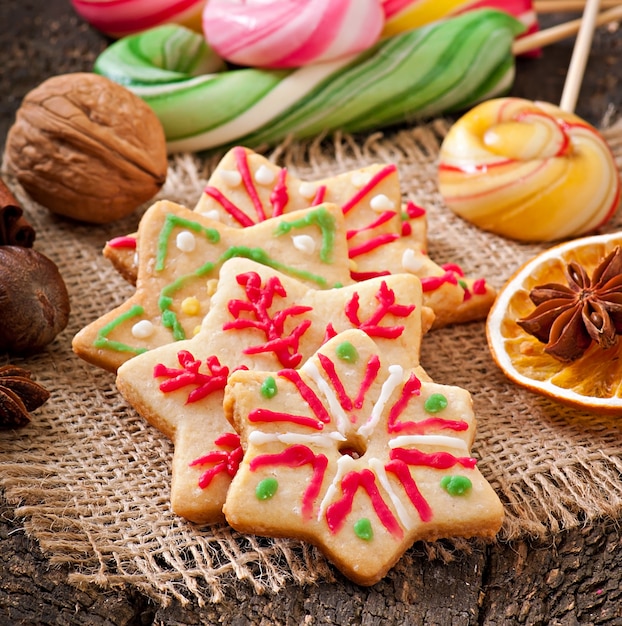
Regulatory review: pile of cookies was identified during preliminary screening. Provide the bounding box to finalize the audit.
[73,147,504,585]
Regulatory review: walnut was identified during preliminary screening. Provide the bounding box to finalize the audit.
[3,73,168,224]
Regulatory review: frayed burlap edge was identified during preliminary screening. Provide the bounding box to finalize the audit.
[2,117,622,606]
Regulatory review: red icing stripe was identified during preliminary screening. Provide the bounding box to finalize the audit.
[204,186,255,227]
[278,369,332,425]
[249,408,326,430]
[107,235,137,249]
[348,233,399,259]
[234,146,266,222]
[189,432,243,489]
[325,469,403,538]
[390,448,477,469]
[312,185,327,206]
[341,164,397,215]
[317,353,353,411]
[390,416,469,435]
[250,445,328,518]
[386,373,421,432]
[346,210,396,240]
[270,168,289,217]
[385,459,433,523]
[420,271,459,292]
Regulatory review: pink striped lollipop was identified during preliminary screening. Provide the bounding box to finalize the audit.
[201,0,386,68]
[70,0,206,38]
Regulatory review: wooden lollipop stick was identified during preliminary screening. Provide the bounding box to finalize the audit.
[512,4,622,55]
[559,0,601,111]
[535,0,621,11]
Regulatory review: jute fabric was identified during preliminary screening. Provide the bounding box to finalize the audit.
[1,119,622,605]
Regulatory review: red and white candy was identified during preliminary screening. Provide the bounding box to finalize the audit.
[201,0,386,68]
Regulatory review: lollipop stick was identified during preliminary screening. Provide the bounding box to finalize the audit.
[512,4,622,55]
[559,0,601,111]
[535,0,620,11]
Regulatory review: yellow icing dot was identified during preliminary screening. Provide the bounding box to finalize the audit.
[206,279,218,296]
[193,325,202,336]
[181,296,201,316]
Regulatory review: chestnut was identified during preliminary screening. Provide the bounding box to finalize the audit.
[0,246,70,355]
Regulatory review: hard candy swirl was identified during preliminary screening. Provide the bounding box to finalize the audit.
[382,0,537,38]
[71,0,206,38]
[438,98,621,242]
[202,0,386,68]
[94,9,524,154]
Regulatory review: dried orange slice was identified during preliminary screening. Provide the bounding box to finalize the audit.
[486,232,622,414]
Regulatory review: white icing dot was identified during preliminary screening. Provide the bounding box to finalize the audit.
[200,209,221,221]
[351,172,372,188]
[254,165,276,185]
[401,248,425,272]
[298,182,318,199]
[131,320,155,339]
[176,230,196,253]
[218,169,242,186]
[292,234,316,254]
[370,194,395,211]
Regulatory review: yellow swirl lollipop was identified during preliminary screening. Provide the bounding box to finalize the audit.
[438,97,620,242]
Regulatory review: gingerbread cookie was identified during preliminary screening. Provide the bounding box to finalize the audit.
[223,329,504,585]
[73,200,352,372]
[116,257,430,523]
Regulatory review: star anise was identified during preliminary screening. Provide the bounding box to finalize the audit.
[517,246,622,362]
[0,365,50,429]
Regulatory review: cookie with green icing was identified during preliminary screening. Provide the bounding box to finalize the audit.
[102,146,495,329]
[73,200,351,373]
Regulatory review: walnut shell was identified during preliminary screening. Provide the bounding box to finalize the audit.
[0,246,70,355]
[3,73,168,224]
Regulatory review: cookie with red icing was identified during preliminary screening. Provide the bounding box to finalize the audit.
[115,257,429,523]
[103,146,493,328]
[73,200,351,373]
[223,329,504,585]
[103,146,414,281]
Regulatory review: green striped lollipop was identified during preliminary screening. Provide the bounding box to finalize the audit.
[94,9,525,154]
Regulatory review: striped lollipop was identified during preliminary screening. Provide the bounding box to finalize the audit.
[95,9,525,153]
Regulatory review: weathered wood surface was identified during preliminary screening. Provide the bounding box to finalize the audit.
[1,2,622,624]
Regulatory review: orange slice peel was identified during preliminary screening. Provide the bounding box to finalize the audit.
[486,231,622,414]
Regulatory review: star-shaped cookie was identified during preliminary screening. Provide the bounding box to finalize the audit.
[103,145,416,281]
[73,200,352,372]
[223,329,504,585]
[103,146,494,328]
[115,257,430,523]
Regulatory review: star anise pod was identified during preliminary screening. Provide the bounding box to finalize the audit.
[0,365,50,429]
[517,246,622,362]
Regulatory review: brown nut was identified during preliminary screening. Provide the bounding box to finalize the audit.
[0,246,70,355]
[3,72,168,224]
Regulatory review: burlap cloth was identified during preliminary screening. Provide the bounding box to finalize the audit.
[2,119,622,606]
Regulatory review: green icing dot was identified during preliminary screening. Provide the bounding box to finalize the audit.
[440,475,472,496]
[424,393,448,413]
[256,477,278,500]
[336,341,358,363]
[353,518,373,541]
[458,279,468,290]
[261,376,278,399]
